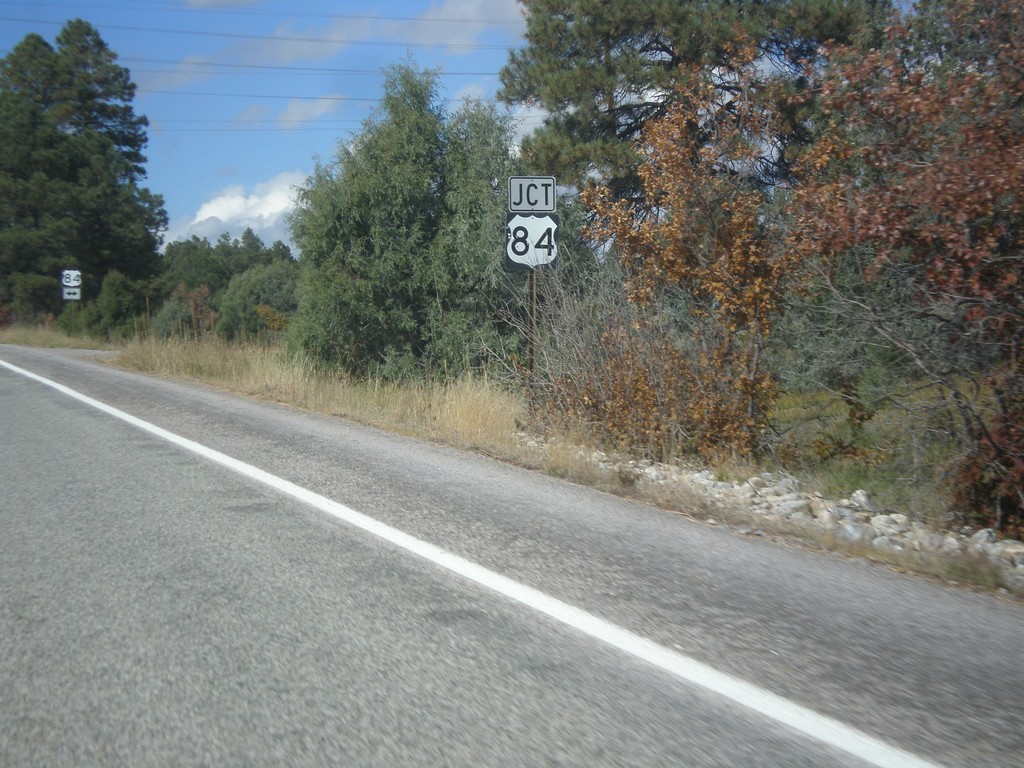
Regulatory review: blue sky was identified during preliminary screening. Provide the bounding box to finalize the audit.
[0,0,532,253]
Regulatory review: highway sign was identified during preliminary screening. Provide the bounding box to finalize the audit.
[63,287,81,301]
[508,176,556,213]
[61,269,82,287]
[506,213,558,270]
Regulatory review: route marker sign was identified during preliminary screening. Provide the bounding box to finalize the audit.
[508,176,556,213]
[505,213,559,270]
[61,269,82,301]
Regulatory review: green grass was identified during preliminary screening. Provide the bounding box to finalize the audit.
[768,386,960,527]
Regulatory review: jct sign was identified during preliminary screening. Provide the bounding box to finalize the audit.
[508,176,556,214]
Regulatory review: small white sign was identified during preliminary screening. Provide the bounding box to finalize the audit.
[63,287,81,301]
[506,213,558,269]
[61,269,82,287]
[508,176,556,213]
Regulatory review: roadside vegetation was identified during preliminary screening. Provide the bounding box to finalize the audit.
[3,1,1021,550]
[112,334,528,460]
[0,325,975,535]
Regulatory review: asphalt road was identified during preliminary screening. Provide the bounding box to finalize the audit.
[1,344,1021,767]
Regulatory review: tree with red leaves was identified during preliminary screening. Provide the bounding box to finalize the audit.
[792,0,1024,532]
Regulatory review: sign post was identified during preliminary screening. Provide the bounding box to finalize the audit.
[505,177,558,380]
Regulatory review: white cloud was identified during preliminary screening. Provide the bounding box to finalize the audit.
[511,102,547,145]
[141,1,526,90]
[453,81,487,104]
[165,169,307,251]
[278,95,345,127]
[381,0,525,49]
[234,103,272,123]
[133,54,219,91]
[241,17,377,66]
[222,0,525,67]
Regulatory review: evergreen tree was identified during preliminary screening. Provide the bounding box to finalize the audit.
[499,0,889,204]
[0,20,166,317]
[216,259,299,340]
[160,237,231,298]
[290,63,523,378]
[156,228,293,336]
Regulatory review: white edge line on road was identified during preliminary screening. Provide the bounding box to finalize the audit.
[1,357,943,768]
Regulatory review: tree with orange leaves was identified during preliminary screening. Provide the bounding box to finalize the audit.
[583,47,803,458]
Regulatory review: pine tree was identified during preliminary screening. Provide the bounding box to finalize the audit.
[499,0,889,204]
[0,20,166,317]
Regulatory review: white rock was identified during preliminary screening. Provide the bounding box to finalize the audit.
[808,497,829,515]
[851,489,874,511]
[816,508,839,528]
[838,521,871,543]
[872,535,904,553]
[746,476,768,490]
[868,514,909,536]
[1002,567,1024,592]
[773,498,811,516]
[768,492,804,504]
[968,528,997,554]
[787,511,816,527]
[910,533,944,552]
[870,515,904,537]
[940,535,964,555]
[989,540,1024,567]
[644,466,667,483]
[971,527,996,544]
[776,475,800,493]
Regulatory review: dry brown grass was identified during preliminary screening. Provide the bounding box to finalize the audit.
[0,325,112,349]
[112,335,529,460]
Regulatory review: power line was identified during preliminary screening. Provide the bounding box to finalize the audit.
[138,90,517,105]
[148,115,545,125]
[158,119,347,123]
[0,16,521,50]
[140,90,368,102]
[2,2,525,26]
[122,57,501,77]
